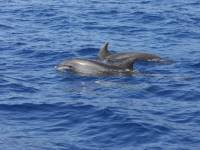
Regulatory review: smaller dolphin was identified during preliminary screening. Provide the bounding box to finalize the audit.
[98,42,162,63]
[56,58,136,76]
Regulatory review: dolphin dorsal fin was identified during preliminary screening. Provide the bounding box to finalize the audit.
[98,42,110,60]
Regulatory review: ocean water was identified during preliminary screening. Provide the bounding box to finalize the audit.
[1,0,200,149]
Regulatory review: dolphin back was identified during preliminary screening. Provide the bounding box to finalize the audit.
[98,42,163,63]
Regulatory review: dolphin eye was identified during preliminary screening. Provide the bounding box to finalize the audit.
[67,65,73,69]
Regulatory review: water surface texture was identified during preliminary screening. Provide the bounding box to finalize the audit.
[1,0,200,149]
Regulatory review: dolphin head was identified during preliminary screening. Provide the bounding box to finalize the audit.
[56,59,106,74]
[56,60,75,72]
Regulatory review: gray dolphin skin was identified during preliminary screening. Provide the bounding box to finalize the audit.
[56,42,170,76]
[98,42,161,62]
[56,58,135,76]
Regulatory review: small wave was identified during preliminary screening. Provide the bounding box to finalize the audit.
[0,102,67,112]
[1,82,39,94]
[0,24,14,30]
[77,47,98,54]
[190,61,200,68]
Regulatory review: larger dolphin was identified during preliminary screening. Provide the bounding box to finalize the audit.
[98,42,161,63]
[56,58,136,76]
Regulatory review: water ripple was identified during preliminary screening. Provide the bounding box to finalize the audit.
[1,0,200,149]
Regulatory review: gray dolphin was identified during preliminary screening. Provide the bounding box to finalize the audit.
[98,42,161,63]
[56,58,136,76]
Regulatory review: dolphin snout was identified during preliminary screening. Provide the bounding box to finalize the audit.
[55,62,73,72]
[55,65,65,71]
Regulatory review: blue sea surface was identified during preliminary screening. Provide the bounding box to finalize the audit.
[1,0,200,149]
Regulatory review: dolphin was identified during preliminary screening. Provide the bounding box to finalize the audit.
[56,58,136,76]
[98,42,162,63]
